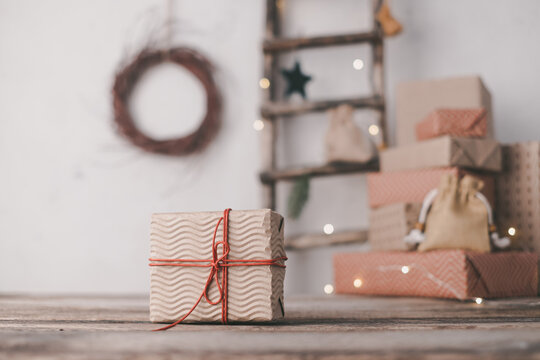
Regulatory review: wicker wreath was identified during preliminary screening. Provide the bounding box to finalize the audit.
[112,47,221,156]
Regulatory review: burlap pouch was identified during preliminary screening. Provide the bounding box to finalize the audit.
[419,174,490,252]
[325,104,375,164]
[405,174,510,251]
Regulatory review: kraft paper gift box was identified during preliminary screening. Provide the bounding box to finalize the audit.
[149,209,286,323]
[380,136,501,173]
[416,108,488,141]
[368,203,421,251]
[333,250,538,300]
[396,76,493,146]
[367,167,495,208]
[496,142,540,252]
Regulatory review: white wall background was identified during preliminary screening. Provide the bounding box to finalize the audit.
[1,0,539,295]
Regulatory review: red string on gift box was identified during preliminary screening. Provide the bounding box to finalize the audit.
[149,208,287,331]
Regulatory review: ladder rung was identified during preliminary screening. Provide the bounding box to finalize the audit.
[260,161,379,184]
[261,96,384,118]
[263,31,381,53]
[286,229,368,249]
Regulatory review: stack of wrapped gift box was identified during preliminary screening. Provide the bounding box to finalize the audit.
[334,76,538,300]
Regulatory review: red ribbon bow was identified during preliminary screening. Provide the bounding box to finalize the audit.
[149,208,287,330]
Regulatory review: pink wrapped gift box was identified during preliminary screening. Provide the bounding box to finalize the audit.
[416,108,487,141]
[334,250,538,300]
[367,167,495,209]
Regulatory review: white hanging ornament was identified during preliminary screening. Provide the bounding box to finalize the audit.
[403,228,425,245]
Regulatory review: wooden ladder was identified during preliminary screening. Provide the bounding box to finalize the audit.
[260,0,387,249]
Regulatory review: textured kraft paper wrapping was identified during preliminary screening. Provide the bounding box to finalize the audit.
[396,76,493,146]
[416,108,487,141]
[367,167,495,208]
[368,203,421,251]
[150,209,286,323]
[380,136,501,173]
[496,142,540,252]
[333,251,538,300]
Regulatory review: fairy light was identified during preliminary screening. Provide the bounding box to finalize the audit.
[508,227,516,236]
[401,265,410,274]
[259,78,270,89]
[475,297,484,305]
[368,125,380,136]
[353,59,365,70]
[324,284,334,295]
[323,224,335,235]
[253,119,264,131]
[353,278,363,288]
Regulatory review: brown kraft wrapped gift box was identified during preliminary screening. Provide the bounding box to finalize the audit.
[369,203,421,251]
[380,136,501,173]
[149,209,286,323]
[496,142,540,251]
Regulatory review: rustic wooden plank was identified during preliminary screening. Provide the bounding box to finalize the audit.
[261,96,384,118]
[259,160,379,184]
[263,31,380,53]
[1,295,540,359]
[2,294,540,325]
[285,230,368,249]
[260,0,280,210]
[371,0,388,148]
[260,120,277,210]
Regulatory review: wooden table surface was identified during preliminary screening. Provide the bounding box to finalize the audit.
[1,294,540,359]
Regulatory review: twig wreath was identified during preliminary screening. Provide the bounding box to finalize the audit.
[112,47,221,155]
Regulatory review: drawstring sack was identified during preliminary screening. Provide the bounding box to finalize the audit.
[404,174,510,252]
[325,104,376,164]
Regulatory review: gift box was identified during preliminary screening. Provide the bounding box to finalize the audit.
[496,142,540,252]
[380,136,501,173]
[368,203,421,251]
[367,167,495,208]
[416,108,488,141]
[333,250,538,300]
[396,76,493,145]
[149,209,286,324]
